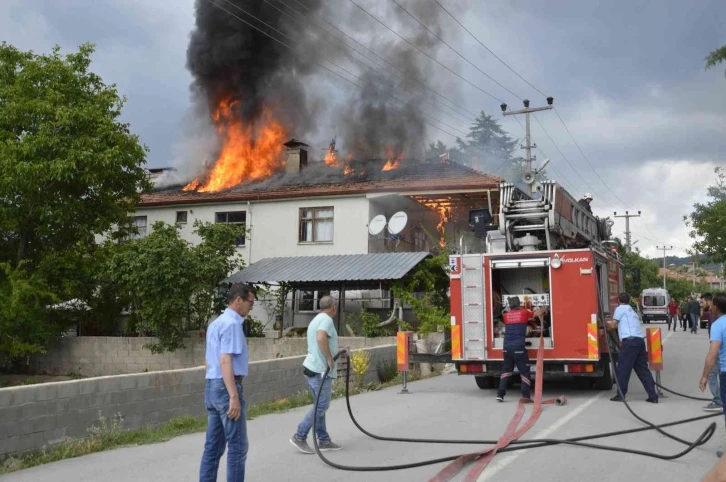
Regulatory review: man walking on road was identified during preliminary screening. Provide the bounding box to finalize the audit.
[667,298,679,331]
[199,284,256,482]
[496,296,536,403]
[699,293,726,458]
[607,292,659,403]
[702,293,723,412]
[290,295,346,454]
[688,296,701,334]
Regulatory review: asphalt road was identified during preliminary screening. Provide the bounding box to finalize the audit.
[2,325,723,482]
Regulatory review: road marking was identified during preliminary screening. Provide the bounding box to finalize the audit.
[477,391,606,481]
[480,327,674,480]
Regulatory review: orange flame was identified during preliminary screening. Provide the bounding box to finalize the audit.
[324,141,338,167]
[183,97,288,192]
[423,201,449,248]
[343,165,353,176]
[382,147,404,171]
[382,159,400,171]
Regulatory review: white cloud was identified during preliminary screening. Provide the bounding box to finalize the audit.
[590,159,717,259]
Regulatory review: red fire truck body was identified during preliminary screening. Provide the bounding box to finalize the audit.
[449,181,623,389]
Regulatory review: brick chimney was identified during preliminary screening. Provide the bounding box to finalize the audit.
[283,139,309,174]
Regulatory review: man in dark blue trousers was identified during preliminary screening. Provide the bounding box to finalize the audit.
[608,292,658,403]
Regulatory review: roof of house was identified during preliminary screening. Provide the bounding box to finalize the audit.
[224,251,430,285]
[139,159,502,207]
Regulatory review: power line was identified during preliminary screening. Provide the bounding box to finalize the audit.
[432,0,547,98]
[553,107,675,244]
[206,0,463,141]
[390,0,522,100]
[552,107,629,208]
[347,0,506,103]
[428,0,683,248]
[529,113,618,209]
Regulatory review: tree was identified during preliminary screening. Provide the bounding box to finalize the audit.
[706,45,726,76]
[188,220,246,331]
[0,42,150,267]
[392,245,451,336]
[685,167,726,263]
[103,221,245,354]
[427,111,547,181]
[0,42,150,359]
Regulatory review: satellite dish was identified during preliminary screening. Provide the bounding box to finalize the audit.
[387,211,408,235]
[533,181,544,193]
[368,214,387,236]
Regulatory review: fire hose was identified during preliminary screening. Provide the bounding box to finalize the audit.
[307,270,719,477]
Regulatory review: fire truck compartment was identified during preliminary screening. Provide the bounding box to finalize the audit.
[490,261,553,350]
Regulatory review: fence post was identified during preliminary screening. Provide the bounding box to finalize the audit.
[397,331,412,394]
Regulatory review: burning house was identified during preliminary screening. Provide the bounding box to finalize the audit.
[137,142,501,330]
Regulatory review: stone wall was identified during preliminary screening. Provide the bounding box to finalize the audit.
[15,336,395,377]
[0,344,395,460]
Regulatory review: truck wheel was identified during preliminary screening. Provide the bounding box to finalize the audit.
[475,376,497,389]
[593,356,614,390]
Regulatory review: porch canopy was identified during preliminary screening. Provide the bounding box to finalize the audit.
[224,251,430,289]
[225,252,430,333]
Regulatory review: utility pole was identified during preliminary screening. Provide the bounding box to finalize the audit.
[692,260,697,289]
[501,97,553,194]
[613,211,641,252]
[656,245,673,290]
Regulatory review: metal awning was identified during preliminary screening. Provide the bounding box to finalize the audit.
[224,252,430,286]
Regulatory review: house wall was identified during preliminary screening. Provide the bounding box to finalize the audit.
[19,336,396,377]
[0,345,395,460]
[135,194,371,265]
[367,194,441,253]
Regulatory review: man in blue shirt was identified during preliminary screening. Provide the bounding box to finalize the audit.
[199,284,256,482]
[699,293,726,458]
[607,292,658,403]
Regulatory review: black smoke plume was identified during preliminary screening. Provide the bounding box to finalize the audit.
[172,0,463,187]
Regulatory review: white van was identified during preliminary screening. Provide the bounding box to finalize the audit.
[640,288,670,323]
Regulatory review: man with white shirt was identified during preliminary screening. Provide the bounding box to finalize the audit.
[607,292,658,403]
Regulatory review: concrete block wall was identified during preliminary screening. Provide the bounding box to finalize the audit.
[0,344,395,460]
[18,336,395,377]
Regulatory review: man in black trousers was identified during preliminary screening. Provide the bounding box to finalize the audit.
[606,292,658,403]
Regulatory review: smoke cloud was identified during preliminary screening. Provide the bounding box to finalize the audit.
[174,0,468,186]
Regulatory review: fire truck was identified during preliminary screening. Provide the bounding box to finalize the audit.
[449,181,623,390]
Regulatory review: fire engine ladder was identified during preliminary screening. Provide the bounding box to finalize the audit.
[499,182,553,250]
[499,181,602,250]
[462,254,486,360]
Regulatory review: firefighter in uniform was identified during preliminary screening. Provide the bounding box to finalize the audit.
[497,296,535,403]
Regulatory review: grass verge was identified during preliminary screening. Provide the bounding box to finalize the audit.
[0,368,441,475]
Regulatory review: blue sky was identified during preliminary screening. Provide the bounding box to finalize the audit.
[2,0,725,260]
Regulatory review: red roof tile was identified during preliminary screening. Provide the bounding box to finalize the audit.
[139,159,503,207]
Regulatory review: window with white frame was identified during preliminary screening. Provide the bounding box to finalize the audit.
[299,207,333,243]
[215,211,246,246]
[296,289,331,312]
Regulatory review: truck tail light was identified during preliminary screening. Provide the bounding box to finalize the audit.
[567,364,594,373]
[459,364,484,373]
